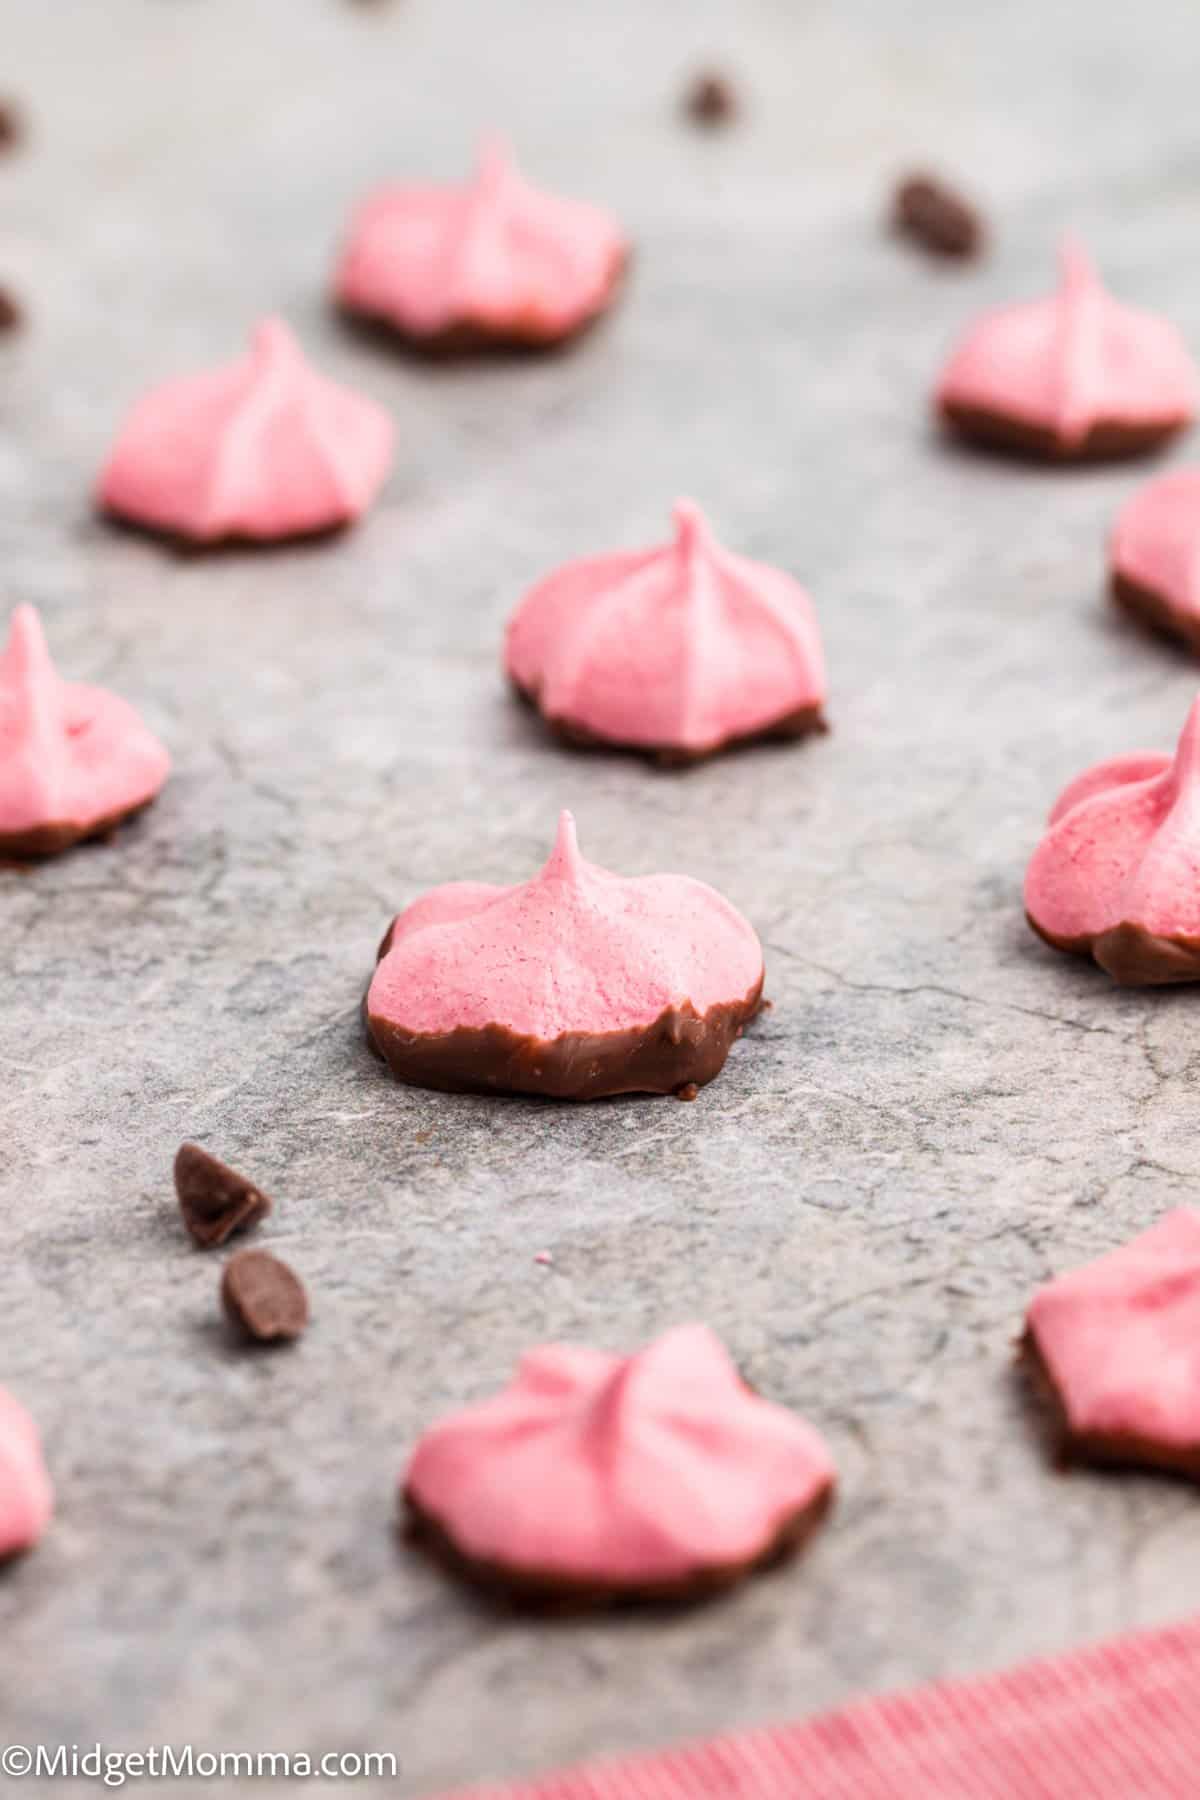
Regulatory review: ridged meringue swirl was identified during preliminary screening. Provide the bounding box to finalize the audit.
[1025,694,1200,982]
[98,318,394,543]
[0,1386,53,1558]
[368,809,763,1041]
[505,500,828,758]
[405,1324,835,1588]
[938,238,1199,453]
[0,605,169,854]
[335,136,628,345]
[1026,1211,1200,1459]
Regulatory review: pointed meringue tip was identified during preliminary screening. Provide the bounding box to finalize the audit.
[475,133,515,184]
[3,603,52,681]
[586,1352,638,1438]
[541,808,585,885]
[1057,233,1097,294]
[647,1322,726,1372]
[586,1327,719,1438]
[250,316,300,365]
[672,498,711,554]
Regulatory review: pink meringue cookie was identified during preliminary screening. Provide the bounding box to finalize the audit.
[1024,693,1200,984]
[505,500,828,761]
[1110,467,1200,652]
[365,809,764,1099]
[404,1323,836,1601]
[1024,1211,1200,1478]
[335,136,629,349]
[937,238,1199,459]
[98,318,394,543]
[0,605,169,858]
[0,1387,53,1558]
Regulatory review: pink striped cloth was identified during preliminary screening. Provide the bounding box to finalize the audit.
[440,1614,1200,1799]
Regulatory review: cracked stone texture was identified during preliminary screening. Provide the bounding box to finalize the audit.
[5,0,1200,1794]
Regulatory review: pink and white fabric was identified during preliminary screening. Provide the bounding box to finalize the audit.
[434,1614,1200,1799]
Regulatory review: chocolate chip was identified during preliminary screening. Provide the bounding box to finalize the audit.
[684,71,738,127]
[221,1250,309,1344]
[174,1143,272,1248]
[0,288,23,332]
[892,173,984,259]
[676,1082,699,1102]
[0,101,25,152]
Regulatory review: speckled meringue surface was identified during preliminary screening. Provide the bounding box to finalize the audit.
[334,136,629,349]
[1024,1210,1200,1477]
[404,1323,836,1600]
[0,1386,53,1559]
[98,317,394,543]
[1024,694,1200,983]
[0,605,169,857]
[937,238,1199,459]
[365,810,764,1099]
[1110,466,1200,651]
[505,499,827,760]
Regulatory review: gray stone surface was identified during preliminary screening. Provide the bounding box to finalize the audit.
[6,0,1200,1793]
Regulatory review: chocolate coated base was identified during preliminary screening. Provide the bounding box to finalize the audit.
[513,677,827,766]
[939,399,1188,463]
[100,504,354,553]
[0,799,154,861]
[1112,569,1200,656]
[1021,1329,1200,1482]
[366,981,763,1100]
[1027,910,1200,985]
[402,1481,834,1610]
[338,252,629,357]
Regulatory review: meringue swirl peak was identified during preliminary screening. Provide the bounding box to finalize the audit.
[1025,693,1200,982]
[335,134,629,349]
[98,316,394,543]
[505,499,828,761]
[0,1386,53,1559]
[365,810,764,1099]
[1110,466,1200,654]
[404,1324,836,1600]
[0,604,169,858]
[938,236,1198,459]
